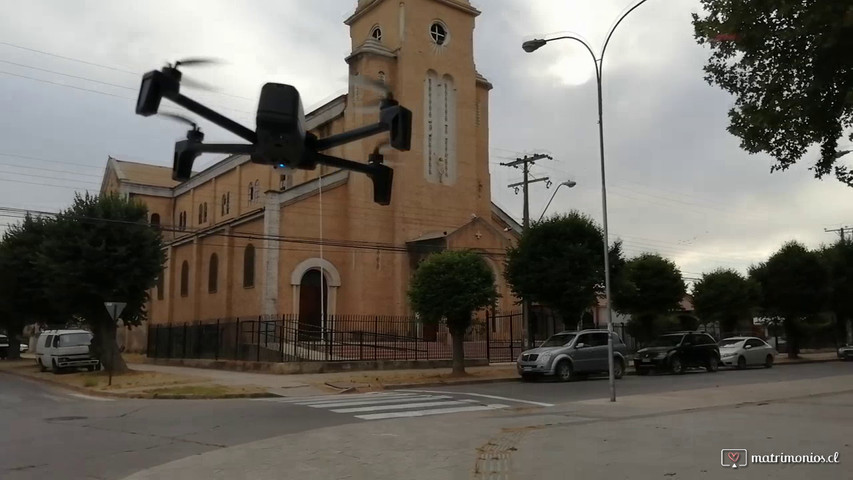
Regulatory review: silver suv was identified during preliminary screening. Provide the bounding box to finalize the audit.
[516,329,628,382]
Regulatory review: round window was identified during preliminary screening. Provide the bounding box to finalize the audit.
[429,22,448,46]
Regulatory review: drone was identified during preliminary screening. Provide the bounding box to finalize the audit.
[135,59,412,205]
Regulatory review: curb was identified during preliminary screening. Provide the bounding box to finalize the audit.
[379,376,520,391]
[0,367,281,400]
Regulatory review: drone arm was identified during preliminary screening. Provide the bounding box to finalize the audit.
[168,93,257,144]
[311,152,393,206]
[314,123,388,152]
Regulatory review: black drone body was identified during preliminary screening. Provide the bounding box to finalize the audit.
[135,61,412,205]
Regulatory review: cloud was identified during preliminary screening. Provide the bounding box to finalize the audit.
[1,0,850,278]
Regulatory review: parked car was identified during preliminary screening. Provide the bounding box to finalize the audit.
[35,329,100,372]
[838,345,853,361]
[0,334,8,359]
[634,332,721,375]
[718,336,776,369]
[516,329,628,382]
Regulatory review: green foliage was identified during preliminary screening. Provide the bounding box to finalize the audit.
[749,241,830,357]
[613,253,685,343]
[692,1,853,186]
[504,211,624,327]
[818,240,853,340]
[408,250,497,333]
[37,193,165,326]
[0,215,60,359]
[692,269,758,335]
[408,250,497,375]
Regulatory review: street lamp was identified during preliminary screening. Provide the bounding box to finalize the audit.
[538,180,577,222]
[523,0,651,403]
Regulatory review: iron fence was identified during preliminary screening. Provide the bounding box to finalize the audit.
[147,312,526,364]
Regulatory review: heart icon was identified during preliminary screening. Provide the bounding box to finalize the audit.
[727,452,740,463]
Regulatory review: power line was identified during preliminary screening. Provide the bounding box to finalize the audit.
[0,70,134,99]
[0,41,137,75]
[0,59,136,90]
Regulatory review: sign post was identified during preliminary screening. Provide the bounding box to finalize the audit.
[103,302,126,386]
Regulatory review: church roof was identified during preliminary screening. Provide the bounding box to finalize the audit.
[109,157,184,188]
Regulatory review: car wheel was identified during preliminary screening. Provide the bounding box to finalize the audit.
[670,356,684,375]
[520,373,536,382]
[764,354,774,368]
[555,360,573,382]
[38,359,47,372]
[613,358,625,379]
[737,356,747,370]
[51,359,60,373]
[636,367,649,376]
[706,356,719,372]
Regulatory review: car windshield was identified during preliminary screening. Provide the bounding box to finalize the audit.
[540,333,576,348]
[718,339,744,347]
[647,335,683,347]
[59,333,92,347]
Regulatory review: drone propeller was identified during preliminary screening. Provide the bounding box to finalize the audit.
[167,57,222,68]
[350,74,398,114]
[158,112,200,130]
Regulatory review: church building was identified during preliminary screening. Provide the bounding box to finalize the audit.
[100,0,522,333]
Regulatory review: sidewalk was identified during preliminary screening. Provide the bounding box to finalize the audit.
[129,362,519,396]
[122,371,853,480]
[129,351,839,397]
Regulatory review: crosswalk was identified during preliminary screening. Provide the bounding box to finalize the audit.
[258,391,513,421]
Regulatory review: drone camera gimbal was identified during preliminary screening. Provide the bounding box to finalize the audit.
[135,62,412,205]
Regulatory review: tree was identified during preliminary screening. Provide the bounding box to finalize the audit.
[408,250,497,375]
[0,215,61,360]
[37,193,165,373]
[504,212,624,330]
[692,269,758,336]
[612,253,686,343]
[692,1,853,186]
[819,240,853,344]
[749,242,830,358]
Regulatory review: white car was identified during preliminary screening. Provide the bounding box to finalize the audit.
[718,336,776,369]
[35,329,100,372]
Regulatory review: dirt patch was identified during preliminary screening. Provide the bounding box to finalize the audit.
[314,365,518,392]
[0,358,265,399]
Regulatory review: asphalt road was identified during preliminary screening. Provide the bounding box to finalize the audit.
[430,361,853,403]
[1,361,850,480]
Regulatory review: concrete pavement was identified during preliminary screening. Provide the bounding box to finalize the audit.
[121,364,853,480]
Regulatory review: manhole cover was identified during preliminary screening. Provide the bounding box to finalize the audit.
[45,416,88,421]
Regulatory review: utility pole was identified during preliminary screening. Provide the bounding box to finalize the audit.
[825,226,851,242]
[502,153,552,349]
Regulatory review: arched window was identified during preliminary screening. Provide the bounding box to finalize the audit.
[180,261,189,297]
[208,253,218,293]
[198,204,203,224]
[221,194,226,215]
[203,203,208,223]
[243,244,255,288]
[156,272,164,300]
[254,180,261,203]
[370,25,382,41]
[248,182,255,203]
[226,192,231,213]
[150,213,160,227]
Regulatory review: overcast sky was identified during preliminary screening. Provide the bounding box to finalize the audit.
[1,0,851,284]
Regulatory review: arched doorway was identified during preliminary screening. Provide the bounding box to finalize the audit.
[298,269,328,340]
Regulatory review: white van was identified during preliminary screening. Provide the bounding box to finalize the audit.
[36,330,100,372]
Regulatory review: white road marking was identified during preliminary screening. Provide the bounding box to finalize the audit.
[355,404,508,420]
[294,393,420,405]
[41,394,73,402]
[255,392,404,404]
[304,395,449,408]
[67,393,115,402]
[399,389,554,407]
[331,400,474,413]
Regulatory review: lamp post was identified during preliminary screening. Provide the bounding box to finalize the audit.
[538,180,577,222]
[522,0,651,402]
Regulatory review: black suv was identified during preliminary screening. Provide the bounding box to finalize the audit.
[634,332,720,375]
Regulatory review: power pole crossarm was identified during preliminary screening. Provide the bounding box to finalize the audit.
[825,226,851,242]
